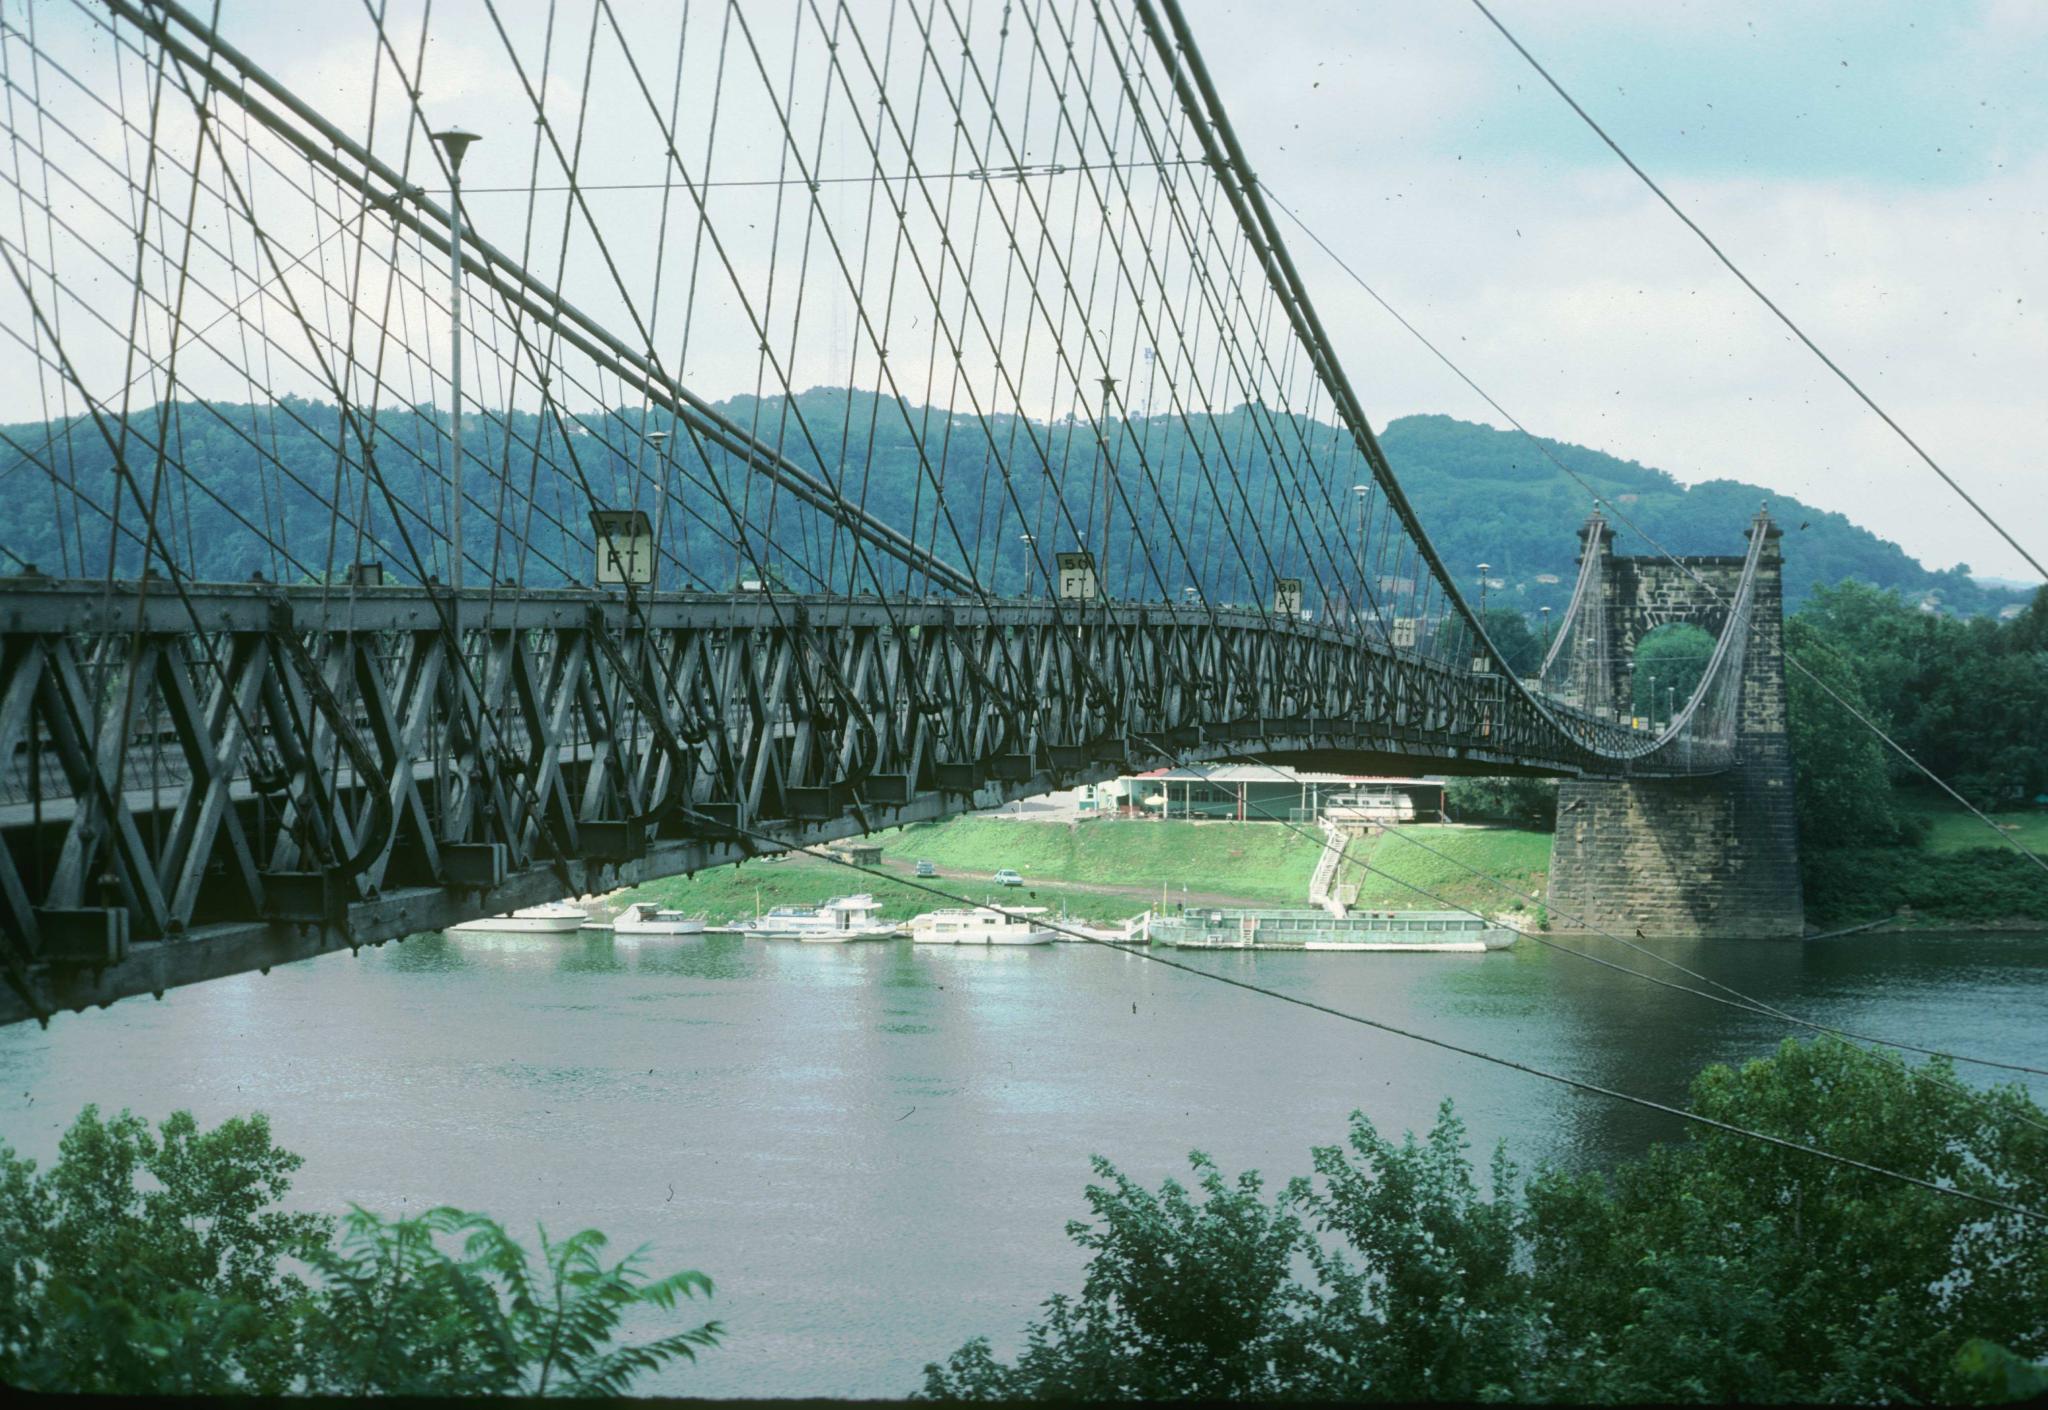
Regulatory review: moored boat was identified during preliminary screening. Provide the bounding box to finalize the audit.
[449,901,587,934]
[1148,906,1512,952]
[611,902,707,936]
[746,893,898,941]
[908,905,1056,945]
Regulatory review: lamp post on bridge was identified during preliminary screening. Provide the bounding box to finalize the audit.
[1098,373,1117,598]
[431,126,480,595]
[1475,565,1490,668]
[1018,532,1035,594]
[1351,484,1369,628]
[645,429,669,590]
[1649,671,1658,730]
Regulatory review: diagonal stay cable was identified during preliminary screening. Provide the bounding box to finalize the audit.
[1465,0,2046,585]
[1131,730,2048,1092]
[1259,183,2048,878]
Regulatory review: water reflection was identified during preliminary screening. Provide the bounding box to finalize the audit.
[0,928,2041,1398]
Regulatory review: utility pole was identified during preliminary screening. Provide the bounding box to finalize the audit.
[431,127,480,594]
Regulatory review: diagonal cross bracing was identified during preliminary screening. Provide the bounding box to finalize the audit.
[0,0,1774,1022]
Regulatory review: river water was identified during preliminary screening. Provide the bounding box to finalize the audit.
[2,926,2042,1397]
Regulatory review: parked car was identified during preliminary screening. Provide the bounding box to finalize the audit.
[914,859,938,878]
[993,867,1023,887]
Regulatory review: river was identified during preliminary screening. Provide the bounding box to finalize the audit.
[2,926,2042,1397]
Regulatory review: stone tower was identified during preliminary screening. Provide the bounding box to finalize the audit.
[1545,513,1804,938]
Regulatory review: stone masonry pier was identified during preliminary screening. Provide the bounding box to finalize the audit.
[1546,514,1804,938]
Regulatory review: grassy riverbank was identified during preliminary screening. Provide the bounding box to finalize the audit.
[620,853,1156,925]
[1336,826,1552,917]
[614,816,1555,925]
[873,817,1321,905]
[1902,801,2048,856]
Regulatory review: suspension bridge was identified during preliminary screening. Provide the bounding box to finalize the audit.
[0,0,1797,1025]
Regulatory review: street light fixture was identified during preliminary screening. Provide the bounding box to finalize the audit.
[1351,484,1370,628]
[645,430,670,589]
[1475,562,1490,620]
[431,126,480,593]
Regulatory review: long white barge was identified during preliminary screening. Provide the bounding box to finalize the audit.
[1148,906,1514,952]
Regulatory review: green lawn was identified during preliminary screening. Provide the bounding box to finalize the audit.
[1337,825,1552,915]
[873,816,1321,904]
[614,816,1552,925]
[1902,801,2048,856]
[619,853,1155,926]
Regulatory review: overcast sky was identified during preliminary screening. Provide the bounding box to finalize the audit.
[1176,0,2046,582]
[10,1,2043,583]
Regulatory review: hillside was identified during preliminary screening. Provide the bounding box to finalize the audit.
[0,394,2022,617]
[1377,415,2021,618]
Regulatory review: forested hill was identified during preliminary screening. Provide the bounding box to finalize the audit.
[0,393,2023,617]
[1378,414,2025,618]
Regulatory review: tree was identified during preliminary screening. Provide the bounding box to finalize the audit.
[1445,776,1558,829]
[1630,622,1714,720]
[1794,580,2048,810]
[0,1106,325,1393]
[918,1155,1323,1402]
[1785,615,1908,847]
[0,1107,720,1395]
[919,1037,2048,1403]
[1479,607,1544,678]
[302,1207,721,1396]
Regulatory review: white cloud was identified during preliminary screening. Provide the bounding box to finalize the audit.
[1183,0,2048,580]
[5,0,2041,582]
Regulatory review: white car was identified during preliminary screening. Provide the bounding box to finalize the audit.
[993,868,1024,887]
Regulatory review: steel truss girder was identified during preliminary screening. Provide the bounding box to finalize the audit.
[0,579,1708,1025]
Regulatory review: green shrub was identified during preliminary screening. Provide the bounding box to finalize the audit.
[920,1037,2048,1403]
[1803,846,2048,927]
[0,1107,718,1394]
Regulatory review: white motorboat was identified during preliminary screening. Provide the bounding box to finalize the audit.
[449,901,587,934]
[611,902,707,936]
[909,905,1056,945]
[746,893,898,942]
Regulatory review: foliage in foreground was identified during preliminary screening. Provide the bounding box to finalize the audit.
[0,1107,718,1394]
[919,1037,2048,1403]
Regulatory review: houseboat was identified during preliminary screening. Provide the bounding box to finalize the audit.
[746,893,897,942]
[908,905,1056,945]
